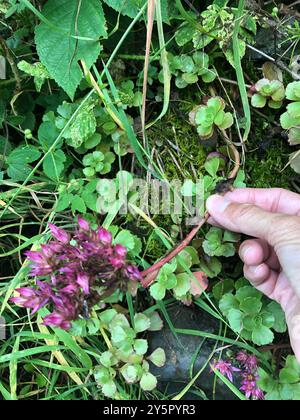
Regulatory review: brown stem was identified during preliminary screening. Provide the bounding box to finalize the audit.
[141,212,209,282]
[141,93,241,286]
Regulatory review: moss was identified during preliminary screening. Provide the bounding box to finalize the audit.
[148,108,207,181]
[245,139,294,189]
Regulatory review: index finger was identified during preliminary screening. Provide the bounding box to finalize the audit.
[224,188,300,216]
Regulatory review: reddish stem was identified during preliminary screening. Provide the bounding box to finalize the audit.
[141,212,210,279]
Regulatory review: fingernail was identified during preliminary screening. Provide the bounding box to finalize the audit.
[206,195,231,214]
[240,246,252,262]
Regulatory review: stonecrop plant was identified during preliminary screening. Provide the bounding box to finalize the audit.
[192,97,234,139]
[251,78,285,109]
[11,218,141,330]
[94,309,165,398]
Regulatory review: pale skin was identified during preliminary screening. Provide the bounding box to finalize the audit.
[206,188,300,363]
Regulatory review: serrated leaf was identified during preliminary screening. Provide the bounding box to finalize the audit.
[252,324,274,346]
[173,273,191,297]
[56,193,73,212]
[134,339,148,356]
[240,297,262,314]
[150,283,166,301]
[148,348,166,367]
[71,195,86,213]
[140,372,157,391]
[35,0,107,99]
[251,93,267,108]
[43,149,66,181]
[134,314,151,333]
[103,0,174,23]
[227,308,243,332]
[102,380,117,398]
[279,368,299,384]
[148,311,163,331]
[267,301,287,333]
[219,293,239,317]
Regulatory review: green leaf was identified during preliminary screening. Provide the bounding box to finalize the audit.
[121,364,138,384]
[217,112,234,130]
[280,111,299,130]
[251,93,267,108]
[236,285,262,301]
[18,60,50,92]
[267,301,286,333]
[6,146,41,181]
[35,0,107,99]
[134,314,151,333]
[290,151,300,174]
[252,324,274,346]
[173,273,191,297]
[213,279,235,300]
[7,145,41,164]
[219,293,239,317]
[150,283,166,301]
[71,195,86,213]
[43,149,66,181]
[288,127,300,146]
[240,297,262,314]
[102,380,117,398]
[140,372,157,391]
[279,368,299,384]
[286,81,300,101]
[205,157,220,178]
[148,348,166,367]
[134,339,148,356]
[227,308,243,332]
[175,25,195,46]
[56,193,73,211]
[287,102,300,118]
[103,0,173,23]
[148,312,163,331]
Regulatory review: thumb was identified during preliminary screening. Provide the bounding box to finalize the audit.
[206,194,300,298]
[206,194,281,240]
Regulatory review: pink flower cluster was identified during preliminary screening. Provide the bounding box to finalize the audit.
[236,352,264,400]
[11,218,141,330]
[212,352,264,400]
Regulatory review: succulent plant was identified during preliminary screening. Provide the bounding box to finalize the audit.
[193,97,234,138]
[83,150,116,177]
[168,51,217,89]
[251,78,285,109]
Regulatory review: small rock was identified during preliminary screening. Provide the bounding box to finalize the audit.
[148,304,239,400]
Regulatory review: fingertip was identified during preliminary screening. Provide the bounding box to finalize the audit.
[244,263,270,286]
[239,240,267,266]
[206,195,231,215]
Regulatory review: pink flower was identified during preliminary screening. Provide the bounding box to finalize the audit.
[48,223,70,244]
[212,360,240,382]
[97,227,112,244]
[236,352,258,372]
[240,372,264,400]
[43,312,72,330]
[10,218,141,330]
[77,273,90,295]
[78,217,90,231]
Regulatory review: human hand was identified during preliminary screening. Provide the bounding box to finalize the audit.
[206,188,300,362]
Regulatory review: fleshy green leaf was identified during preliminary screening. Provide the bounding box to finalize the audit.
[134,339,148,356]
[140,372,157,391]
[251,93,267,108]
[252,324,274,346]
[148,348,166,367]
[134,314,151,333]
